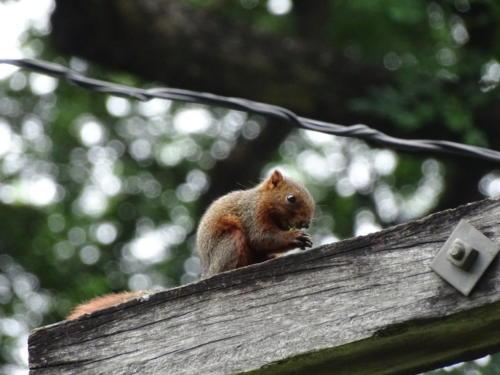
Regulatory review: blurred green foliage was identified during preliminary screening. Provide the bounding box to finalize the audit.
[1,0,500,373]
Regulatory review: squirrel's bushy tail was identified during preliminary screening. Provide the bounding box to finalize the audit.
[67,290,150,320]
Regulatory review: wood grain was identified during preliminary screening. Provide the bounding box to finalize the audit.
[29,198,500,374]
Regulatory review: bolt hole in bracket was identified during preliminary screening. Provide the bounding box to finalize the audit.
[430,220,500,296]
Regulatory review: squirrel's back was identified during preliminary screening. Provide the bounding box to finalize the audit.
[196,188,258,275]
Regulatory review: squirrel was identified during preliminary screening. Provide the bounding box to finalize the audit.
[66,169,314,319]
[197,169,314,278]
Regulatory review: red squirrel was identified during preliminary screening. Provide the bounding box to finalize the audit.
[197,169,314,278]
[66,170,314,319]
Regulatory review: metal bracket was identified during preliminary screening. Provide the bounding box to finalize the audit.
[430,220,499,296]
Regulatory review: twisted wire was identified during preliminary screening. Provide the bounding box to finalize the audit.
[2,58,499,163]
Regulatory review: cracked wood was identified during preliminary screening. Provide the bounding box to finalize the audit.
[29,198,500,374]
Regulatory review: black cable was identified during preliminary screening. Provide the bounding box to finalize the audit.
[1,58,500,163]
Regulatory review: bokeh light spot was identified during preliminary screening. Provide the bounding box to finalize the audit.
[79,121,105,146]
[29,73,57,95]
[173,107,212,134]
[106,96,131,117]
[95,222,118,244]
[79,245,100,265]
[267,0,292,15]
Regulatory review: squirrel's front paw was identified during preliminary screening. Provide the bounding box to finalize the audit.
[291,230,313,250]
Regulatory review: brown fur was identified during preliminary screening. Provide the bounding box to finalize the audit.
[66,291,150,320]
[215,214,252,267]
[197,170,315,278]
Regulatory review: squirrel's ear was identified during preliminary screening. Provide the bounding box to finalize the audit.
[264,170,283,189]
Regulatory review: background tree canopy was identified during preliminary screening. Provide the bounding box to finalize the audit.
[1,0,500,373]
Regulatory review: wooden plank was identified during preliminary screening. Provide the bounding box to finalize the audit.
[29,198,500,374]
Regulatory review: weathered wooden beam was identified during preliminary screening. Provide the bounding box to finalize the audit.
[29,198,500,374]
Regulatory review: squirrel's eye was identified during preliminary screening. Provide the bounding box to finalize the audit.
[287,194,296,203]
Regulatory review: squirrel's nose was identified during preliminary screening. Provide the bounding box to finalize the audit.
[300,221,310,229]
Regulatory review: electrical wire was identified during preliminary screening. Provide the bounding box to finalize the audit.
[1,58,500,163]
